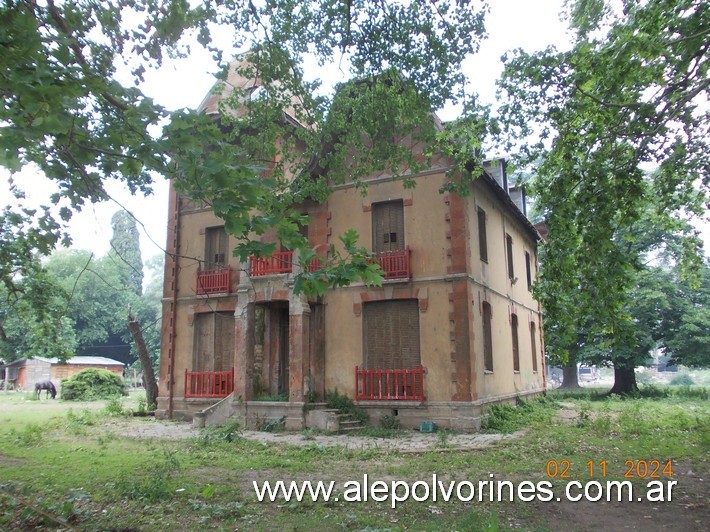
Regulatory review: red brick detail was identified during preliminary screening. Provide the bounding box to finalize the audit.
[446,194,468,275]
[354,287,427,314]
[403,198,413,207]
[362,204,372,212]
[449,280,472,401]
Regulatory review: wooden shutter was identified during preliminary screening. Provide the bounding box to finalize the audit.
[530,321,538,372]
[506,233,514,279]
[214,312,235,372]
[512,314,520,372]
[193,312,234,372]
[205,226,228,269]
[478,208,488,262]
[364,300,420,369]
[372,201,405,253]
[194,313,214,372]
[483,302,493,372]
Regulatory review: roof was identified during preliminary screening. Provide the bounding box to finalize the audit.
[478,168,541,242]
[50,356,124,366]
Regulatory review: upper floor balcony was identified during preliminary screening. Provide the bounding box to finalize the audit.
[250,251,294,276]
[248,247,411,281]
[374,247,411,280]
[196,266,232,295]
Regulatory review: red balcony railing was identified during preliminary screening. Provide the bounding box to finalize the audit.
[375,247,411,280]
[355,365,425,401]
[250,251,293,276]
[196,267,232,295]
[184,368,234,398]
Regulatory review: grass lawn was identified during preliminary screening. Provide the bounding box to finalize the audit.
[0,387,708,530]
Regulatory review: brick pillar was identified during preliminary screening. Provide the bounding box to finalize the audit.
[288,292,311,402]
[234,286,255,401]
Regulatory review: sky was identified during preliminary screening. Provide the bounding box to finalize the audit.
[2,1,705,263]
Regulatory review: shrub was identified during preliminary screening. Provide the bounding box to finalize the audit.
[669,373,695,386]
[61,369,127,401]
[325,389,369,425]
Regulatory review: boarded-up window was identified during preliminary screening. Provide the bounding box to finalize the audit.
[506,233,514,280]
[205,226,228,269]
[477,208,488,262]
[483,302,493,372]
[372,201,405,253]
[530,321,538,372]
[364,300,420,369]
[511,314,520,372]
[193,312,234,372]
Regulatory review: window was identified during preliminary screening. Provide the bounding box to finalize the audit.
[363,300,420,369]
[525,251,532,289]
[205,226,228,269]
[506,233,514,280]
[477,208,488,262]
[193,312,235,372]
[482,302,493,372]
[530,321,538,372]
[372,200,405,252]
[511,314,520,372]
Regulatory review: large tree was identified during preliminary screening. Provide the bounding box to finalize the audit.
[498,0,708,393]
[1,0,489,303]
[109,210,144,295]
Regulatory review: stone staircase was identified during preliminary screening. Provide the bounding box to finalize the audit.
[322,408,364,433]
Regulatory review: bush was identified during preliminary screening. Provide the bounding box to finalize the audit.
[61,369,127,401]
[669,373,695,386]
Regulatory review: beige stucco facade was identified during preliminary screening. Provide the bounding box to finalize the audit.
[157,156,545,430]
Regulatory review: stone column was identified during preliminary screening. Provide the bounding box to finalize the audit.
[234,284,255,401]
[288,290,311,402]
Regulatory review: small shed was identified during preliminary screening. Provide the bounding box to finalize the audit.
[2,357,53,391]
[50,356,125,381]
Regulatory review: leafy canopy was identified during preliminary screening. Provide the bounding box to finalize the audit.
[498,0,708,371]
[1,0,490,299]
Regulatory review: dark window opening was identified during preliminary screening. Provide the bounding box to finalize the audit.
[512,314,520,372]
[530,321,538,372]
[525,251,532,289]
[478,208,488,262]
[483,302,493,372]
[506,233,514,280]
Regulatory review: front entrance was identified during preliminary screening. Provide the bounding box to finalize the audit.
[253,303,290,399]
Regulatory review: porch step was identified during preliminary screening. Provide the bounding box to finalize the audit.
[336,415,364,433]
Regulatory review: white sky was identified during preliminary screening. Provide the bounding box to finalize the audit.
[1,1,705,261]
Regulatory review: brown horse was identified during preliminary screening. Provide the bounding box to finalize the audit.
[35,380,57,399]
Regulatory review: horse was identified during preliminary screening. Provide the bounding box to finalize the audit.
[35,380,57,400]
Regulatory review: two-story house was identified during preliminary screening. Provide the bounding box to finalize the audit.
[155,59,545,430]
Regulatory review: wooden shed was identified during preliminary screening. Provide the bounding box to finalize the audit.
[50,356,125,381]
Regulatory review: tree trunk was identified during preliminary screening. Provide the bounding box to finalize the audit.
[127,311,159,410]
[559,351,581,388]
[560,364,582,388]
[608,364,638,395]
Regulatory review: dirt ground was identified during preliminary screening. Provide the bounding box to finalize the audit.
[109,417,525,451]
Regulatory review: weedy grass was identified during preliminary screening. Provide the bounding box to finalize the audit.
[0,388,708,530]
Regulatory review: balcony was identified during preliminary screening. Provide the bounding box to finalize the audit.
[250,251,294,276]
[374,247,411,280]
[355,365,425,401]
[184,369,234,398]
[196,267,232,295]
